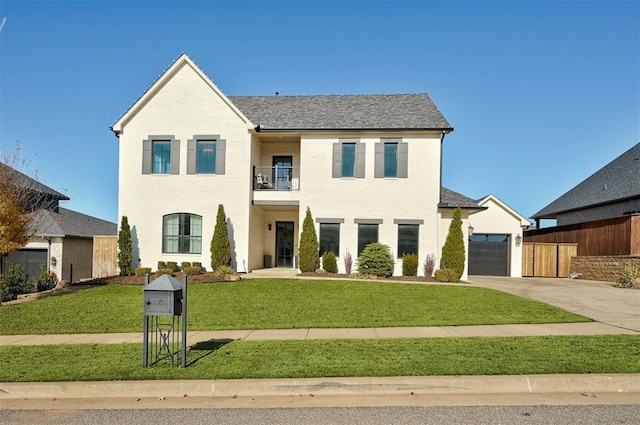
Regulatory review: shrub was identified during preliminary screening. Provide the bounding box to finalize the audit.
[135,267,152,277]
[423,253,436,277]
[210,204,232,270]
[402,253,419,276]
[214,265,236,278]
[117,216,133,276]
[31,264,58,292]
[1,262,34,302]
[183,266,202,276]
[299,207,319,272]
[322,251,338,273]
[618,266,640,288]
[344,251,353,275]
[181,262,191,270]
[434,268,460,283]
[157,261,167,270]
[357,243,395,277]
[440,207,465,280]
[192,262,202,268]
[167,262,179,272]
[156,268,174,276]
[315,268,328,275]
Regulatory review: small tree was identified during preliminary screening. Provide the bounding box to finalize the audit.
[357,242,395,277]
[210,204,231,270]
[440,207,466,279]
[0,145,47,305]
[298,207,319,272]
[117,216,133,276]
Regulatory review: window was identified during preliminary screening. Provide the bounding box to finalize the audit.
[142,136,179,175]
[319,223,340,256]
[187,135,226,175]
[357,223,379,255]
[332,139,365,178]
[162,213,202,254]
[197,141,216,173]
[375,139,408,178]
[397,224,419,258]
[153,141,171,174]
[341,143,355,177]
[384,143,398,177]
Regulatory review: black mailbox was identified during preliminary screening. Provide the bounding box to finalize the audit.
[143,274,183,316]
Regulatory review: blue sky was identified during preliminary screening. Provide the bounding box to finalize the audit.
[1,0,638,224]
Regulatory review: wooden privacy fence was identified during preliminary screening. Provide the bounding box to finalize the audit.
[93,236,118,278]
[522,242,577,278]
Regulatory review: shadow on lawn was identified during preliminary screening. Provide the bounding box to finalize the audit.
[187,338,234,366]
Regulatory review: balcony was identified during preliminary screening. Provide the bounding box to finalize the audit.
[253,166,300,191]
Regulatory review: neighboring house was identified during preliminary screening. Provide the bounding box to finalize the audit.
[529,142,640,257]
[532,142,640,228]
[467,194,531,277]
[0,165,117,282]
[111,54,482,278]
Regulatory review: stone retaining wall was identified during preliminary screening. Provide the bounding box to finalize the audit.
[570,256,640,283]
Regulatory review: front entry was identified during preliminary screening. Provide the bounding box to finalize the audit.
[275,221,294,267]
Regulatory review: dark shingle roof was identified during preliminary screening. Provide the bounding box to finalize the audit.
[532,142,640,219]
[0,163,69,201]
[30,207,117,238]
[229,94,452,131]
[439,187,485,210]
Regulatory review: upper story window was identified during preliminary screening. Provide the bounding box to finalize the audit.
[162,213,202,254]
[375,138,408,178]
[153,141,171,174]
[197,141,216,173]
[332,139,365,178]
[188,135,226,175]
[142,136,179,175]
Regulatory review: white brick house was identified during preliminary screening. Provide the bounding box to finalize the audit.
[111,54,481,278]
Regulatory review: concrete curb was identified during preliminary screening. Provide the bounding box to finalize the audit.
[1,374,638,400]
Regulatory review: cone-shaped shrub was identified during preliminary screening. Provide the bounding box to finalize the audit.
[357,242,394,277]
[402,253,419,276]
[299,207,319,272]
[440,207,465,279]
[117,216,133,276]
[210,204,232,270]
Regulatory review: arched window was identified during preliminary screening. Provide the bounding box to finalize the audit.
[162,213,202,254]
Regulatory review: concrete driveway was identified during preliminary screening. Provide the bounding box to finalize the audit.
[467,276,640,332]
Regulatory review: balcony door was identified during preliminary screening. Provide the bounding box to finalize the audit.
[275,221,294,267]
[272,156,292,191]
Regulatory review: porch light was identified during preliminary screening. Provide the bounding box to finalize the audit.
[50,257,57,267]
[468,224,474,237]
[268,223,272,231]
[515,234,522,247]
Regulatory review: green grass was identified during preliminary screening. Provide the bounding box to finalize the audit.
[0,335,638,382]
[0,279,590,335]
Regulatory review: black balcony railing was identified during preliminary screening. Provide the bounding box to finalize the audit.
[253,166,300,191]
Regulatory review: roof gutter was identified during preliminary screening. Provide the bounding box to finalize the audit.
[255,126,454,133]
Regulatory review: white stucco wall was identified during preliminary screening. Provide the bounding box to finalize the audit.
[117,61,253,271]
[298,133,443,276]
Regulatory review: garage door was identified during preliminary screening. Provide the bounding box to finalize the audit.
[468,234,509,276]
[1,249,48,278]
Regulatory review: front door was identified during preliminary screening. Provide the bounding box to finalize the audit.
[275,221,294,267]
[272,156,292,191]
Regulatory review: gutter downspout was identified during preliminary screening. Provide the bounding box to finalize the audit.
[439,130,447,204]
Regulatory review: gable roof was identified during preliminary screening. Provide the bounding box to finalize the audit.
[111,53,453,135]
[30,207,117,238]
[532,142,640,219]
[476,194,531,227]
[111,53,253,135]
[230,94,452,131]
[439,187,485,211]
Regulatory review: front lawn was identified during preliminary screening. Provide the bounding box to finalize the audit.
[0,279,590,335]
[0,335,637,382]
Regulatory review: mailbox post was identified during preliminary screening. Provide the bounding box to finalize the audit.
[143,274,188,367]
